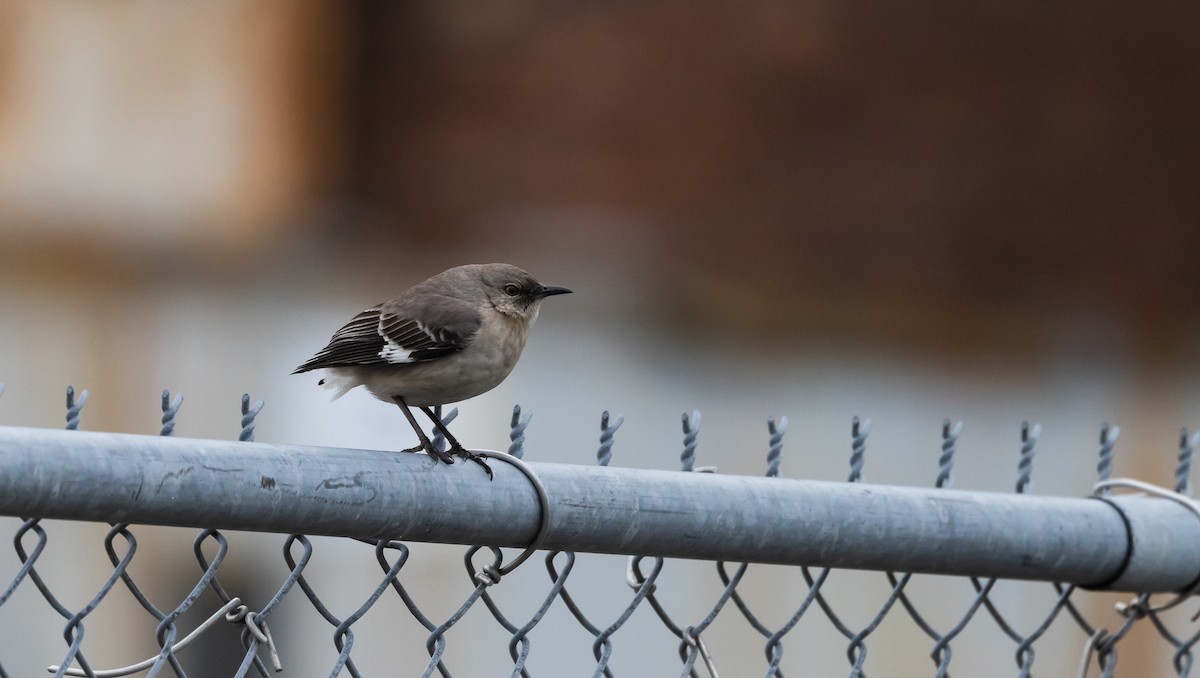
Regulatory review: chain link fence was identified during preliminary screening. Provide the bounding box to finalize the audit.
[2,383,1200,677]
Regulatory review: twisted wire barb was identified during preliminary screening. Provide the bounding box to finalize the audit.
[508,404,531,459]
[159,390,183,437]
[70,388,277,678]
[987,423,1041,669]
[236,398,282,675]
[617,417,707,676]
[969,421,1084,677]
[848,416,870,483]
[718,416,794,676]
[1095,424,1119,493]
[46,386,99,677]
[842,416,899,677]
[936,419,963,489]
[761,417,790,675]
[680,410,700,472]
[681,416,800,677]
[765,416,787,478]
[240,394,265,442]
[65,386,88,431]
[1176,428,1198,496]
[798,417,878,676]
[535,410,631,678]
[888,419,968,678]
[398,418,552,675]
[844,416,914,676]
[1016,421,1040,494]
[667,411,725,677]
[597,411,622,467]
[984,421,1086,678]
[1024,421,1131,677]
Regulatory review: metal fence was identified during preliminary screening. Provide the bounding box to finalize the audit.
[2,384,1200,677]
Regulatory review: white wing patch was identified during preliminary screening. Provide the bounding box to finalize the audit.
[378,319,440,364]
[379,342,415,364]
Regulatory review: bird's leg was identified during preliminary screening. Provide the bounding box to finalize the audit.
[392,396,455,465]
[419,406,494,480]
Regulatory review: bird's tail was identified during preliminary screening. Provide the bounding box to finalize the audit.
[317,371,358,401]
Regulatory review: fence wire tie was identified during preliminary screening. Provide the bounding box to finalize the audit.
[1075,628,1107,678]
[226,601,284,672]
[47,597,250,677]
[471,449,551,586]
[1092,477,1200,617]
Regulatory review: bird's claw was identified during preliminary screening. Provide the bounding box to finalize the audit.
[451,445,494,480]
[405,442,456,465]
[404,442,491,478]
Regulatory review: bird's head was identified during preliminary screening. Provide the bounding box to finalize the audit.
[477,263,572,321]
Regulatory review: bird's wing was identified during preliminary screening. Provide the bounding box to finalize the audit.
[292,295,482,374]
[377,294,481,364]
[292,306,388,373]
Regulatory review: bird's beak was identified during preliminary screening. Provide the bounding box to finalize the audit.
[537,285,572,298]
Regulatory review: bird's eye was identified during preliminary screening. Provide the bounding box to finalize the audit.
[503,284,521,297]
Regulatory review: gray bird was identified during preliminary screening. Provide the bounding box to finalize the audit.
[293,263,571,476]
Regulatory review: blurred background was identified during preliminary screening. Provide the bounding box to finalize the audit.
[2,1,1200,675]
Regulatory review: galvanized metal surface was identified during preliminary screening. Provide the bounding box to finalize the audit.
[3,426,1199,590]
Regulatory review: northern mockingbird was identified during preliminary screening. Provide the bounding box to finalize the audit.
[293,263,571,476]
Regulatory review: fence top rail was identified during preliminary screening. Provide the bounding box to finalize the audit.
[1,425,1198,592]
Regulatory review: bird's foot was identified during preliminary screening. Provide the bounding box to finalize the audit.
[404,441,456,465]
[400,441,491,479]
[450,445,494,480]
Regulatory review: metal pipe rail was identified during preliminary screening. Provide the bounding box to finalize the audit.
[1,425,1198,593]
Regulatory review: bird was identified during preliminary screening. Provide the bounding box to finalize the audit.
[293,263,571,478]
